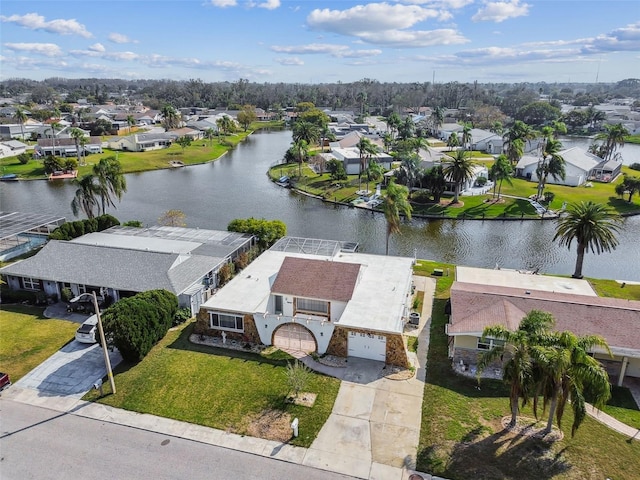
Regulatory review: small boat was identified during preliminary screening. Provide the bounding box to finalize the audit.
[169,160,185,168]
[0,173,18,181]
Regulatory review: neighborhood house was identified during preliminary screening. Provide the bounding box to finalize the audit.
[196,237,414,366]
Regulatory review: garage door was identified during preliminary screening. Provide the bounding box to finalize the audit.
[273,323,317,353]
[348,331,386,362]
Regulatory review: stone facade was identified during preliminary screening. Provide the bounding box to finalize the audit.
[326,325,348,357]
[193,311,261,344]
[385,333,409,368]
[326,326,408,367]
[452,347,502,371]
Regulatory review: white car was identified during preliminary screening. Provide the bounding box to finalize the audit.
[75,315,99,344]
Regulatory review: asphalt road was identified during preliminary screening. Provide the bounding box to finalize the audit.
[0,399,357,480]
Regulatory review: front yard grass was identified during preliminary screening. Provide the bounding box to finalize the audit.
[85,321,340,448]
[414,261,640,480]
[0,305,78,381]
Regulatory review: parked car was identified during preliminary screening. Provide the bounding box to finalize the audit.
[75,315,99,344]
[0,372,11,391]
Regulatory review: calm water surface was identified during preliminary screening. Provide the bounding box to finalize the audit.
[2,130,639,281]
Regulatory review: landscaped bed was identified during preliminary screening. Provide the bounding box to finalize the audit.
[414,261,640,480]
[84,321,340,448]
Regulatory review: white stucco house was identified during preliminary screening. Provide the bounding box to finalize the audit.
[196,237,414,366]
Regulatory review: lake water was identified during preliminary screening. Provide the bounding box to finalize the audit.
[2,129,639,281]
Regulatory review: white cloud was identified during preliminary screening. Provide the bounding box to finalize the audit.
[256,0,280,9]
[271,43,382,58]
[108,32,136,44]
[209,0,237,7]
[397,0,474,8]
[472,1,530,23]
[274,57,304,66]
[88,43,106,52]
[3,42,62,57]
[307,3,467,48]
[0,13,92,38]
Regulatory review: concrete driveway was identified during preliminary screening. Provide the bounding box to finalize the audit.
[15,340,122,398]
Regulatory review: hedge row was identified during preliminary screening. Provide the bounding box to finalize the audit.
[49,214,120,240]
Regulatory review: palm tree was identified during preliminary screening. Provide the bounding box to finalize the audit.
[461,123,472,151]
[357,136,379,188]
[49,121,61,156]
[71,174,99,218]
[503,120,536,164]
[553,201,622,279]
[92,156,127,214]
[126,115,136,135]
[69,127,85,167]
[382,179,412,255]
[386,112,401,140]
[533,330,611,436]
[595,123,630,161]
[381,132,393,153]
[14,107,28,141]
[292,121,320,146]
[489,154,513,199]
[444,150,476,203]
[292,138,308,177]
[365,160,384,194]
[477,310,555,428]
[205,128,216,147]
[411,136,429,155]
[430,106,444,137]
[446,132,459,151]
[398,117,415,140]
[422,165,446,203]
[536,137,565,200]
[161,104,179,131]
[399,155,420,198]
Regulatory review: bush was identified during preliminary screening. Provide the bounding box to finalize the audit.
[0,285,38,304]
[411,190,433,204]
[60,287,73,302]
[17,153,30,165]
[64,158,78,171]
[543,191,555,204]
[101,289,178,362]
[43,155,64,174]
[218,263,234,286]
[475,176,488,187]
[49,214,120,240]
[173,307,192,326]
[227,217,286,247]
[630,163,640,172]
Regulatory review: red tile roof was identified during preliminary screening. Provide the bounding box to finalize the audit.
[449,282,640,351]
[271,257,360,302]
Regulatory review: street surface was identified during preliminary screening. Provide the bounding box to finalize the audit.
[0,399,357,480]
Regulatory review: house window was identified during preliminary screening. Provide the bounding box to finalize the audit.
[22,277,41,291]
[274,295,283,314]
[209,312,244,332]
[296,298,329,315]
[477,338,505,350]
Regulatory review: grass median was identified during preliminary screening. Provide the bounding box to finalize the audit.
[84,321,340,447]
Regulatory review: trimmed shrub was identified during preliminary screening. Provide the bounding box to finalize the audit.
[630,163,640,172]
[173,307,192,326]
[49,214,121,240]
[101,289,178,362]
[0,285,38,304]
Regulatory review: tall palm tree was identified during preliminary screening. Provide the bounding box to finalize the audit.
[205,127,216,147]
[399,155,420,198]
[477,310,555,428]
[49,121,61,156]
[126,115,136,135]
[430,106,444,137]
[69,127,86,167]
[292,121,320,146]
[503,120,536,164]
[489,154,513,199]
[461,123,472,151]
[14,107,28,141]
[533,330,611,436]
[444,150,476,203]
[446,132,459,151]
[386,112,401,140]
[398,116,415,140]
[92,156,127,214]
[365,160,384,194]
[411,136,429,155]
[595,123,630,161]
[71,174,99,218]
[161,104,179,131]
[292,138,308,177]
[357,136,379,187]
[553,201,622,279]
[382,179,412,255]
[536,137,565,200]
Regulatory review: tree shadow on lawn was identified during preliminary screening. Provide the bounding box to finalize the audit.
[421,426,571,480]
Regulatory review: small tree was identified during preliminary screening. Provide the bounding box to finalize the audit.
[43,155,65,174]
[326,159,347,181]
[17,153,30,165]
[176,135,192,152]
[285,360,313,398]
[159,209,186,227]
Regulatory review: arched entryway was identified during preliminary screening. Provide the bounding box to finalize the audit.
[273,323,317,353]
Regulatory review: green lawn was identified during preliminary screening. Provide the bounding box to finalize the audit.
[0,123,284,180]
[0,305,78,381]
[84,321,340,448]
[414,261,640,480]
[588,277,640,300]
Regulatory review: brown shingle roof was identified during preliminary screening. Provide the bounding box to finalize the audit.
[449,282,640,351]
[271,257,360,302]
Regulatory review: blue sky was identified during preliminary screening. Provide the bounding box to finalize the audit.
[1,1,638,84]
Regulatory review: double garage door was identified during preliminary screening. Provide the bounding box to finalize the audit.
[348,331,386,362]
[273,323,316,353]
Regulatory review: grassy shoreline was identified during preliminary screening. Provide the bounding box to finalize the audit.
[0,121,284,180]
